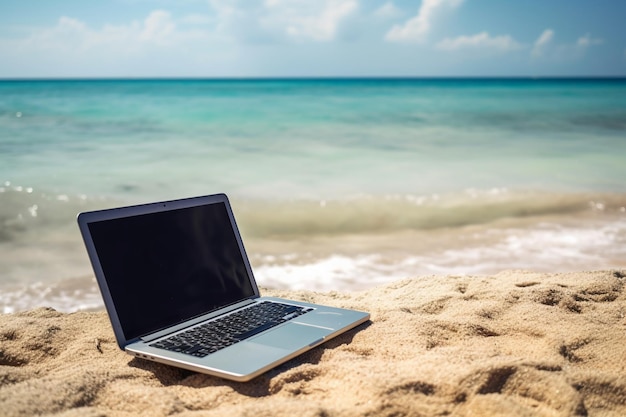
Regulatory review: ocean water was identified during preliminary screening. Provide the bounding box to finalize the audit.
[1,78,626,313]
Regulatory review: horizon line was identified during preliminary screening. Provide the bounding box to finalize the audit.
[1,75,626,82]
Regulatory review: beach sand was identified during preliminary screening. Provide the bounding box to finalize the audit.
[1,270,625,416]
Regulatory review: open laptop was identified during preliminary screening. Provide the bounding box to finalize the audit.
[77,193,369,382]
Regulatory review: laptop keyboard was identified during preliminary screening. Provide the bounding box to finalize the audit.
[149,301,313,358]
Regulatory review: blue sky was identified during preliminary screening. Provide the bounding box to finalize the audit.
[0,0,624,78]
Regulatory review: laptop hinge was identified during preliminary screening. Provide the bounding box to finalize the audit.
[140,298,257,343]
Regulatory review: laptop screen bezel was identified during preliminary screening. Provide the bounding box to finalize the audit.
[77,193,261,349]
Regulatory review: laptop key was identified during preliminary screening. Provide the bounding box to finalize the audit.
[183,345,204,355]
[234,321,280,340]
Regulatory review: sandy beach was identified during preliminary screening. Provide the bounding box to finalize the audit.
[1,269,625,416]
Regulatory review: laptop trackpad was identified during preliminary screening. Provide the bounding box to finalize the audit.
[250,323,330,350]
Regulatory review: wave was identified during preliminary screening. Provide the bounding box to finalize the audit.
[0,184,117,243]
[233,190,626,238]
[0,276,102,314]
[3,185,625,242]
[2,184,626,312]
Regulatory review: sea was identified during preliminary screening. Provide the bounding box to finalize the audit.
[1,78,626,313]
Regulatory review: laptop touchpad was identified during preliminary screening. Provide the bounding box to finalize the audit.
[250,323,330,350]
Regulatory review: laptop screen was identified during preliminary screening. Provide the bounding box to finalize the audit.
[87,201,256,340]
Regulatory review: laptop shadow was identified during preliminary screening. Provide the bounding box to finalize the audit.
[128,320,371,397]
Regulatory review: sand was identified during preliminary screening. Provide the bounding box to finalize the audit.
[1,270,625,417]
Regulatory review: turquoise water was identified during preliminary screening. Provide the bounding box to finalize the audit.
[1,78,626,312]
[3,78,626,198]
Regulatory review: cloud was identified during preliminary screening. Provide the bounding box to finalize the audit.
[436,31,522,52]
[20,10,185,52]
[57,16,88,33]
[22,16,91,51]
[577,33,603,48]
[140,10,176,43]
[528,31,604,61]
[0,9,224,78]
[385,0,464,43]
[263,0,358,42]
[179,14,214,26]
[208,0,358,43]
[3,0,362,72]
[0,2,365,77]
[532,29,554,57]
[207,0,265,41]
[373,2,402,19]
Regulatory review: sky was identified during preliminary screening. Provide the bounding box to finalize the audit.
[0,0,625,78]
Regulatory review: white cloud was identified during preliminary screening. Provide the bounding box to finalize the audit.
[263,0,358,41]
[532,28,554,57]
[0,2,365,77]
[179,14,214,26]
[536,29,554,47]
[528,31,604,61]
[0,9,223,78]
[57,16,88,33]
[22,16,91,51]
[374,2,402,19]
[4,0,362,69]
[577,33,603,48]
[436,31,522,52]
[208,0,261,39]
[385,0,464,43]
[20,10,185,52]
[207,0,358,43]
[140,10,176,44]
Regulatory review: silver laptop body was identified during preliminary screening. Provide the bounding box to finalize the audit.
[77,193,369,382]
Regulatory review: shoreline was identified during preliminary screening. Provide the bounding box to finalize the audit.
[1,269,625,416]
[2,188,626,313]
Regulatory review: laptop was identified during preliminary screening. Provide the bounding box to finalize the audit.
[77,193,369,382]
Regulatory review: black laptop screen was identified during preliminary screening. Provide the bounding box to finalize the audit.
[88,201,255,340]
